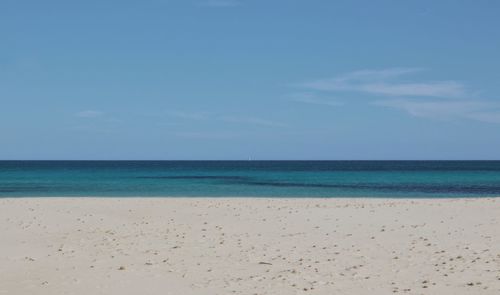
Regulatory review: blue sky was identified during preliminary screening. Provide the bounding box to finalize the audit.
[1,0,500,160]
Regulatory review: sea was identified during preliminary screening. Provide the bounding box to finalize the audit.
[1,161,500,198]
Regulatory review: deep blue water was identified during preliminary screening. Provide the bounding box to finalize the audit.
[1,161,500,198]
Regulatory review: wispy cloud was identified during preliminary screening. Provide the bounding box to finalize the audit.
[302,68,466,98]
[173,131,236,139]
[219,116,287,127]
[165,110,285,127]
[290,93,343,107]
[466,111,500,124]
[296,67,500,124]
[165,111,210,120]
[373,98,500,123]
[198,0,241,7]
[76,110,103,118]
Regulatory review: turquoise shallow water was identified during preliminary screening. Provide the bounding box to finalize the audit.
[1,161,500,198]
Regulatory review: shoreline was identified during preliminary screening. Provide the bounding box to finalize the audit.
[1,197,499,294]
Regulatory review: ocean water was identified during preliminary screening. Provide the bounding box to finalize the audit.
[1,161,500,198]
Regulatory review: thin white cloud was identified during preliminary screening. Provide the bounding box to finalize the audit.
[173,131,235,139]
[331,68,423,82]
[302,68,466,98]
[465,112,500,124]
[374,99,500,123]
[165,111,210,120]
[290,93,343,107]
[198,0,241,7]
[219,115,287,127]
[359,81,465,98]
[296,67,500,124]
[165,110,285,127]
[76,110,103,118]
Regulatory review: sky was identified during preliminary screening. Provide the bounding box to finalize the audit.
[1,0,500,160]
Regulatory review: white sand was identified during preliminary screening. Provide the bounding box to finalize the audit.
[1,197,500,294]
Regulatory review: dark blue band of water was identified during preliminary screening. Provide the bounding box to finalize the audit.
[1,161,500,197]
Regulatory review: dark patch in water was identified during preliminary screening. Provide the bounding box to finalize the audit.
[0,186,52,193]
[136,175,248,180]
[237,180,500,194]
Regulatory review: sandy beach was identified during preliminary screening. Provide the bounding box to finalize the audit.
[1,197,499,294]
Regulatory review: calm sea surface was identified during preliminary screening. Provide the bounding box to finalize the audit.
[1,161,500,198]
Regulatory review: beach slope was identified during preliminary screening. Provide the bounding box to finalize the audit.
[1,198,499,294]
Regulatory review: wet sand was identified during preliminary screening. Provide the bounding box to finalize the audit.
[1,197,499,294]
